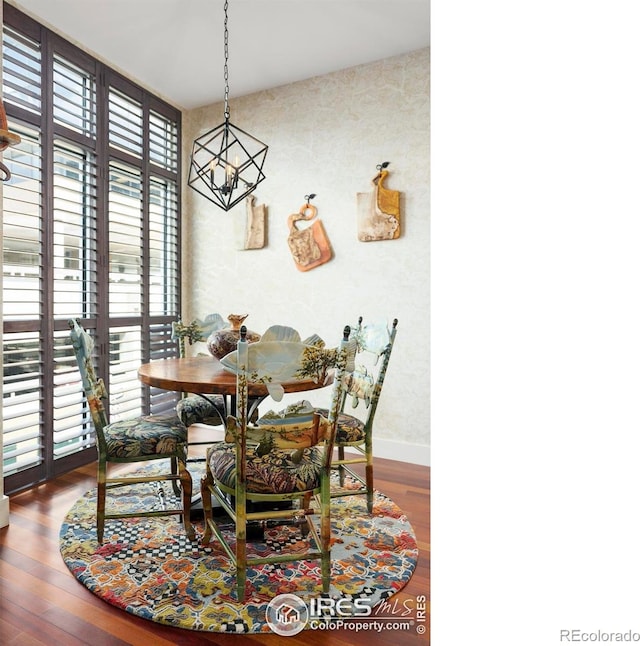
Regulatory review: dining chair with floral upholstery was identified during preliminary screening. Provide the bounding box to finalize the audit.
[171,316,227,456]
[315,317,398,513]
[68,318,195,543]
[200,324,349,601]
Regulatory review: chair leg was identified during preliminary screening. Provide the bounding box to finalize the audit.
[236,542,247,601]
[320,479,331,594]
[178,459,195,541]
[300,491,313,537]
[236,508,247,602]
[200,472,214,544]
[96,461,107,544]
[365,436,374,514]
[170,456,181,497]
[338,446,346,486]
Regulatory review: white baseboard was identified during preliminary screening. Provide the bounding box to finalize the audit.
[0,495,9,528]
[343,439,430,466]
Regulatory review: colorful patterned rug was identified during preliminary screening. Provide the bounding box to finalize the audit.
[59,464,418,633]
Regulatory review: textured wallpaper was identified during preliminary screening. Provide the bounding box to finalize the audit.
[182,48,430,464]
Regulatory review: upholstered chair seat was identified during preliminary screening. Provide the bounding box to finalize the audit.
[208,443,324,494]
[313,409,365,444]
[103,414,188,458]
[176,396,225,428]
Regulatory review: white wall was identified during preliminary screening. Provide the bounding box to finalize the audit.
[182,48,430,465]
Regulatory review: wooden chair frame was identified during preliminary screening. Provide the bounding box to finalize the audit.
[172,316,226,462]
[68,319,194,543]
[330,318,398,513]
[200,325,348,601]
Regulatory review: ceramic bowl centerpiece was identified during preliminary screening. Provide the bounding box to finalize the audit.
[206,314,261,360]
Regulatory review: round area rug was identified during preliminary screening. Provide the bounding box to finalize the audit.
[59,465,418,633]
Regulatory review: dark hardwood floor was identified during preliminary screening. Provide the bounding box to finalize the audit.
[0,456,430,646]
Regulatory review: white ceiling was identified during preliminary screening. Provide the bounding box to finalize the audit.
[10,0,430,110]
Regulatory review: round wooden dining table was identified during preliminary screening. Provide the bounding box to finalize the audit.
[139,354,333,516]
[137,354,330,417]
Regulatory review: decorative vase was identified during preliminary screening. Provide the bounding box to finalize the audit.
[206,314,261,360]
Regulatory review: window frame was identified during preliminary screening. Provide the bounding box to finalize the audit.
[2,4,182,494]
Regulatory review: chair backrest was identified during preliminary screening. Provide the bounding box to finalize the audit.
[171,313,226,358]
[340,318,398,431]
[68,318,109,451]
[226,325,350,477]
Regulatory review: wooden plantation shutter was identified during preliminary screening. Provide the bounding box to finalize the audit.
[2,6,182,493]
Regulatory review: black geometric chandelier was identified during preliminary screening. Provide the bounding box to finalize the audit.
[188,0,268,211]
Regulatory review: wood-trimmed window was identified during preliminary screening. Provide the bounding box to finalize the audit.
[2,4,182,494]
